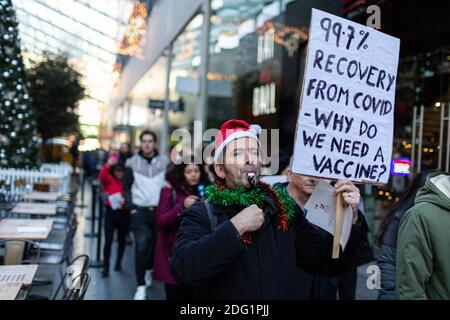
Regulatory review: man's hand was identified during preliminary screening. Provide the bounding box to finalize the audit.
[334,180,360,224]
[230,204,264,235]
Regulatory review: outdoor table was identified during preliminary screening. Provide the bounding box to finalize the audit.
[22,192,61,202]
[0,282,22,300]
[11,202,58,216]
[0,264,38,287]
[0,219,53,240]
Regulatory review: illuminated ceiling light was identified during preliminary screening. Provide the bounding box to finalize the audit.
[189,14,204,30]
[435,102,441,108]
[191,55,201,67]
[211,0,224,10]
[218,33,239,49]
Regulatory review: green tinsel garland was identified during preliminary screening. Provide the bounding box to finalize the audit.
[205,183,296,222]
[272,185,297,222]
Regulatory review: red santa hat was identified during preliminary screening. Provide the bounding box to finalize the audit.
[214,119,261,163]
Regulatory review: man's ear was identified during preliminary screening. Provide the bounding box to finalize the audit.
[286,169,293,183]
[214,164,226,179]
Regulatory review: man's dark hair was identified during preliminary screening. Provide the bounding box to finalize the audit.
[139,130,157,142]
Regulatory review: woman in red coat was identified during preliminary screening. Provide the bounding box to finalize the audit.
[98,153,130,278]
[154,160,210,300]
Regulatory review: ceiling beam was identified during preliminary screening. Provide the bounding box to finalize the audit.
[28,0,118,42]
[72,0,127,25]
[17,18,114,66]
[19,32,113,76]
[15,5,117,57]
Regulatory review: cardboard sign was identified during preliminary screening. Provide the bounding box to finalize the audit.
[292,9,400,184]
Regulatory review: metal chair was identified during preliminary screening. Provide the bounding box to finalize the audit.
[27,254,91,300]
[52,255,90,300]
[63,272,90,300]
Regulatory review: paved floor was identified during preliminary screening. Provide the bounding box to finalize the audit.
[74,181,165,300]
[75,181,378,300]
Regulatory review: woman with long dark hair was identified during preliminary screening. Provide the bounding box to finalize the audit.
[376,172,428,300]
[153,159,210,300]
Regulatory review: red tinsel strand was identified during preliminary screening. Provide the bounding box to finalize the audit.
[241,233,253,244]
[212,180,289,245]
[258,181,289,232]
[214,179,227,190]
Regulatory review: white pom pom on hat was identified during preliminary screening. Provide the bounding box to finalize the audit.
[249,124,262,135]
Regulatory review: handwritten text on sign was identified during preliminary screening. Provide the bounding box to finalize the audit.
[292,9,400,184]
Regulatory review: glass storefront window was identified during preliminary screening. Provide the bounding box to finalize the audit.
[206,0,340,150]
[168,13,204,132]
[121,55,168,147]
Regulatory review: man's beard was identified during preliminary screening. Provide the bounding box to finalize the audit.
[224,164,261,189]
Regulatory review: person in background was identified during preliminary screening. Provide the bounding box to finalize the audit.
[123,130,170,300]
[69,134,80,170]
[119,143,133,166]
[420,155,434,176]
[396,172,450,299]
[376,172,428,300]
[154,158,210,300]
[94,147,109,178]
[276,163,369,300]
[98,152,130,278]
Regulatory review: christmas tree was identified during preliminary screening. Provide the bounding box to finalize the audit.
[0,0,37,168]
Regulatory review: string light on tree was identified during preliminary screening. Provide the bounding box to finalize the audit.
[0,0,37,168]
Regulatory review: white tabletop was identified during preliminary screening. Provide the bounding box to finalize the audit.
[0,219,53,240]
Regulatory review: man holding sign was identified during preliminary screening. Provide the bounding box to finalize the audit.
[170,120,367,299]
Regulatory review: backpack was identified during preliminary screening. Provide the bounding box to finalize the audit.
[204,200,218,231]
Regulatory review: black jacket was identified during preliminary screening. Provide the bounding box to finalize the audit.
[170,190,369,299]
[294,202,369,277]
[377,198,414,300]
[293,200,370,300]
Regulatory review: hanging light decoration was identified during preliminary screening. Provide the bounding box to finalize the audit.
[117,1,148,59]
[257,21,309,58]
